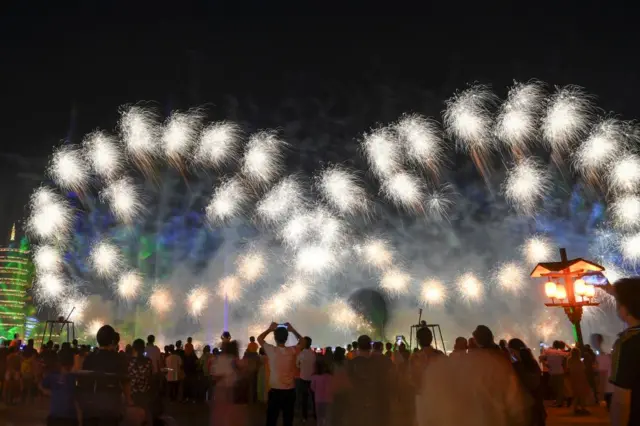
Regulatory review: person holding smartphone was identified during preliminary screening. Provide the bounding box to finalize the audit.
[257,322,305,426]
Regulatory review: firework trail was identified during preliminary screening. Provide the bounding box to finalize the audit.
[494,81,545,155]
[83,131,124,181]
[361,127,403,179]
[317,166,369,216]
[194,122,242,169]
[541,86,593,155]
[241,131,285,187]
[394,114,445,176]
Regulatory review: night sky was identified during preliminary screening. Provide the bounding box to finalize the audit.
[1,3,637,235]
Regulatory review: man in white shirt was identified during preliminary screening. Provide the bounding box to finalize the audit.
[258,322,305,426]
[297,336,316,422]
[145,334,163,374]
[541,341,568,407]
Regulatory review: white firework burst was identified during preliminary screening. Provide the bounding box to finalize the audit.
[380,268,411,296]
[256,176,305,223]
[27,189,73,242]
[420,279,447,306]
[186,286,210,318]
[149,285,174,315]
[425,184,456,221]
[394,114,445,175]
[241,131,285,186]
[317,166,369,215]
[609,153,640,193]
[116,271,143,301]
[495,81,545,151]
[382,171,425,212]
[260,293,291,318]
[87,319,106,337]
[361,127,403,179]
[522,235,553,264]
[541,86,593,153]
[206,177,250,223]
[279,210,311,248]
[48,145,90,192]
[236,250,267,283]
[444,85,497,154]
[101,177,144,224]
[282,277,310,304]
[611,194,640,229]
[162,110,202,164]
[217,275,242,302]
[194,122,242,169]
[82,131,123,180]
[119,106,159,160]
[34,245,63,273]
[359,238,394,270]
[574,119,628,176]
[621,233,640,264]
[309,207,346,248]
[494,262,526,293]
[295,244,337,275]
[34,273,67,306]
[503,158,550,215]
[59,295,88,324]
[457,272,484,302]
[90,240,123,277]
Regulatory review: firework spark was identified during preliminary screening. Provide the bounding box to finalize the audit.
[420,279,446,306]
[361,127,402,179]
[282,277,310,303]
[149,285,174,315]
[256,176,305,223]
[425,184,456,221]
[217,275,242,302]
[380,268,411,296]
[394,114,444,175]
[541,86,593,153]
[309,207,346,248]
[280,211,311,248]
[49,145,90,192]
[206,177,250,223]
[186,286,210,318]
[495,81,545,152]
[87,319,106,337]
[101,177,144,224]
[195,122,241,169]
[609,153,640,193]
[359,238,394,269]
[34,245,63,273]
[90,240,123,277]
[574,119,627,177]
[611,194,640,229]
[35,273,66,306]
[162,111,202,165]
[236,250,267,283]
[382,171,425,212]
[317,167,369,215]
[457,272,483,302]
[494,262,526,293]
[27,189,72,242]
[522,235,553,264]
[119,106,159,161]
[116,271,143,301]
[260,294,291,318]
[329,299,370,332]
[295,245,337,275]
[241,131,285,186]
[59,295,88,323]
[83,131,124,180]
[504,158,550,215]
[444,85,497,154]
[621,233,640,264]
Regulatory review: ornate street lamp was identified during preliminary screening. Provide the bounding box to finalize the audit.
[530,248,603,347]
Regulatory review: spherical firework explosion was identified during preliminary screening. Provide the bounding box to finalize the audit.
[317,167,369,216]
[457,272,483,303]
[504,159,550,215]
[420,279,446,306]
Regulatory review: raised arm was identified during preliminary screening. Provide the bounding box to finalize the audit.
[257,322,278,346]
[286,323,305,351]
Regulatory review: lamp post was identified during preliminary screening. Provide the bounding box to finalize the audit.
[530,248,603,348]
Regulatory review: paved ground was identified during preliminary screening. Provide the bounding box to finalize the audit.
[2,398,610,426]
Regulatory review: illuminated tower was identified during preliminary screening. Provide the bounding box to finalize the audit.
[0,224,33,339]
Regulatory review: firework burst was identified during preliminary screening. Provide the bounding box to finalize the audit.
[27,188,72,242]
[217,275,242,302]
[34,273,66,306]
[494,262,526,293]
[101,177,145,224]
[444,85,497,155]
[87,319,106,337]
[609,153,640,193]
[59,295,88,323]
[425,184,456,221]
[361,127,403,179]
[394,114,445,175]
[162,110,203,166]
[186,286,210,318]
[149,285,174,315]
[241,131,285,186]
[282,277,310,304]
[194,122,242,169]
[382,171,425,213]
[359,238,394,270]
[295,245,337,275]
[541,86,593,153]
[420,279,447,306]
[457,272,483,302]
[48,145,90,193]
[260,293,292,318]
[621,232,640,264]
[34,245,63,273]
[574,119,627,178]
[611,194,640,229]
[116,271,143,301]
[90,240,123,277]
[495,81,545,152]
[522,235,553,264]
[236,250,267,283]
[380,268,411,296]
[119,106,159,163]
[205,178,250,223]
[317,166,369,216]
[503,158,550,215]
[82,131,124,180]
[256,176,305,223]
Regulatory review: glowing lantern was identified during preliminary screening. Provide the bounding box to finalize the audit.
[555,285,567,300]
[574,278,587,297]
[545,281,557,299]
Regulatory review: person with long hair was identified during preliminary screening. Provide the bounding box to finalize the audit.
[508,338,546,426]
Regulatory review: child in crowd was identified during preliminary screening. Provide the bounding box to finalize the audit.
[39,351,79,426]
[310,359,333,426]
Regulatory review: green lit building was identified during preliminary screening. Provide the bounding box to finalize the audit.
[0,224,34,339]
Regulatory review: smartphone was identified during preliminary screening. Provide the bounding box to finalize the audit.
[277,324,287,328]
